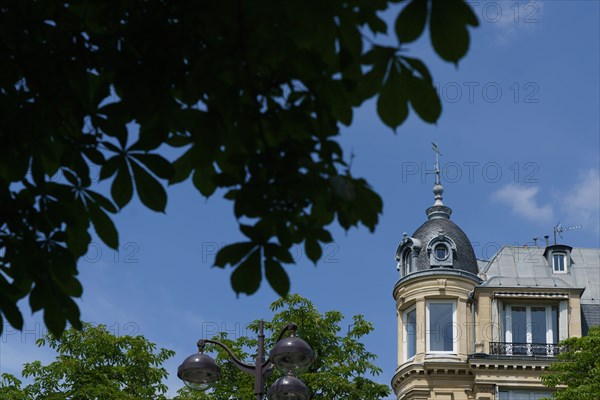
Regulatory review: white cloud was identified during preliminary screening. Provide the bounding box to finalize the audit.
[492,184,554,223]
[491,169,600,236]
[473,1,544,45]
[561,168,600,235]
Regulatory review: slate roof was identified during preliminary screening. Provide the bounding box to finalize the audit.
[582,304,600,335]
[411,217,479,275]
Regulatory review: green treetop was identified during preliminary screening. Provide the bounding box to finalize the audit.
[175,294,390,399]
[1,296,390,399]
[0,323,174,399]
[542,326,600,400]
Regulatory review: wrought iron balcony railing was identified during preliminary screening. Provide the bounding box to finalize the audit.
[489,342,560,356]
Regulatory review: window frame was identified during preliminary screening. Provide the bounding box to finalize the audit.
[427,237,455,267]
[552,252,567,273]
[403,305,417,361]
[426,299,457,354]
[434,244,449,261]
[402,249,412,276]
[504,304,559,356]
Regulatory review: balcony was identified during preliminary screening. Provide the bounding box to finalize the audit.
[490,342,560,357]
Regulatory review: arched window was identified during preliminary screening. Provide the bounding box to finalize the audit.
[402,249,412,275]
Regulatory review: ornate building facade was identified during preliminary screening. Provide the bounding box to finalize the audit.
[391,158,600,400]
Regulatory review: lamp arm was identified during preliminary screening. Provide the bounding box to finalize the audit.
[275,323,298,342]
[198,339,256,376]
[261,323,298,368]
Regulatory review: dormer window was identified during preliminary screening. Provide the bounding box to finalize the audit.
[396,235,422,277]
[552,253,567,273]
[543,244,572,274]
[397,249,413,277]
[427,231,456,267]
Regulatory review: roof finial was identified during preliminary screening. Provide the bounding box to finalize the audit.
[425,143,452,220]
[431,142,444,206]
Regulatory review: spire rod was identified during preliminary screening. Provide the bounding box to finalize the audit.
[432,142,442,186]
[431,142,444,206]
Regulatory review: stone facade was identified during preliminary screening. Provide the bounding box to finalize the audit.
[391,167,599,400]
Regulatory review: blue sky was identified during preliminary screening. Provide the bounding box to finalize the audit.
[2,1,599,398]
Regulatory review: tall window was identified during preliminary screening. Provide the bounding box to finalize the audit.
[552,253,567,273]
[404,307,417,360]
[401,249,412,276]
[505,305,558,355]
[427,300,456,353]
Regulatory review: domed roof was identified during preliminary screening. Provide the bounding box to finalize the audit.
[411,217,479,275]
[396,148,479,276]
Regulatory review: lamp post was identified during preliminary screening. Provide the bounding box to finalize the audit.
[178,321,313,400]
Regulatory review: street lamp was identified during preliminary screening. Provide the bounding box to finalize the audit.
[178,321,313,400]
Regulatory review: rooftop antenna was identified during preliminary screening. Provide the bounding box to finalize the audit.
[553,222,582,245]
